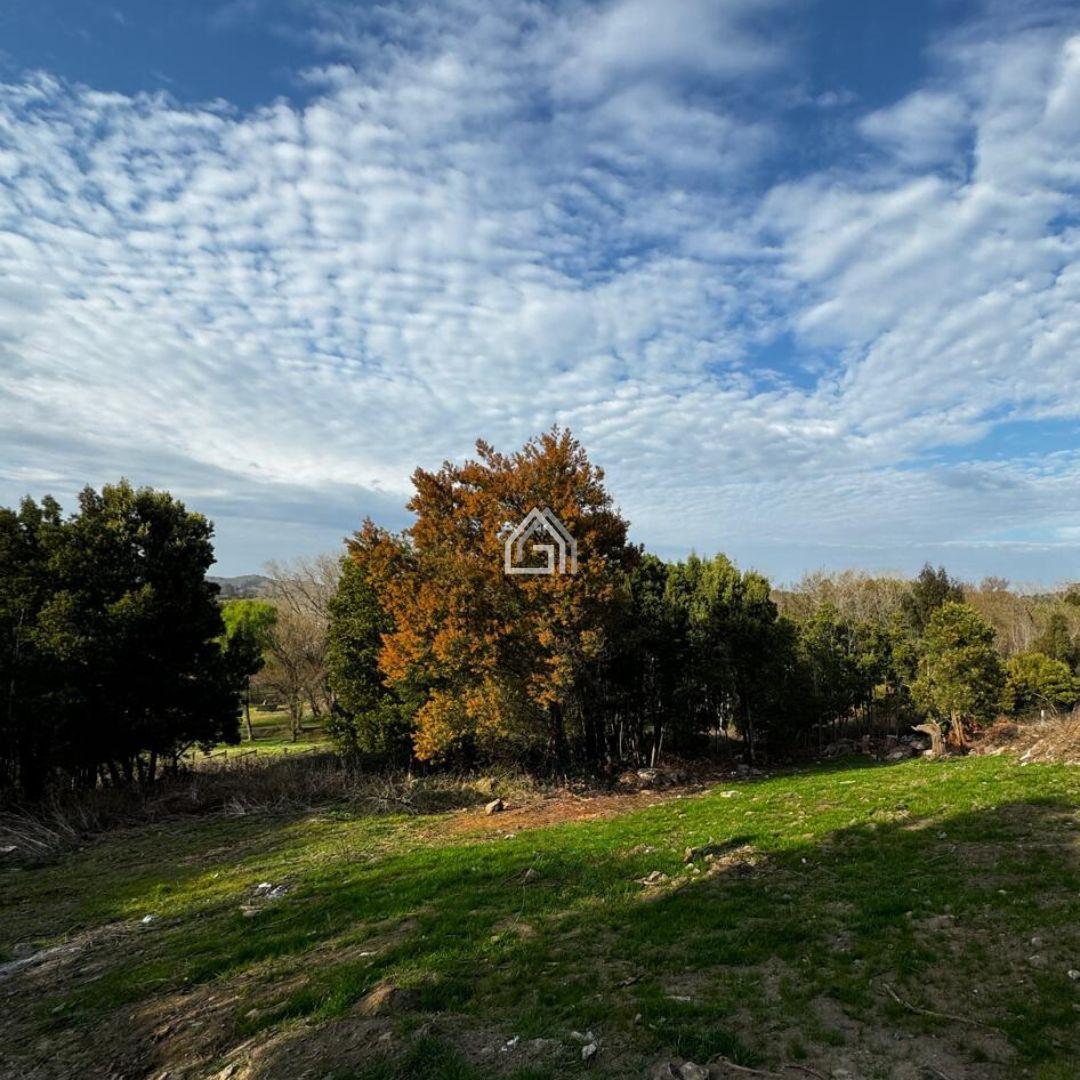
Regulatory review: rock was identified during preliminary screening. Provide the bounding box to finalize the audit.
[141,914,156,925]
[649,1061,708,1080]
[1027,954,1046,968]
[1068,969,1080,980]
[522,867,539,884]
[678,1064,709,1080]
[569,1030,595,1043]
[885,747,910,762]
[485,798,505,815]
[356,982,420,1016]
[581,1042,598,1061]
[252,882,288,900]
[637,870,669,886]
[719,789,739,797]
[636,768,663,788]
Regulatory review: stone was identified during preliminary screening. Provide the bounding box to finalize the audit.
[636,768,663,788]
[678,1064,709,1080]
[581,1042,598,1061]
[638,870,669,886]
[485,798,505,815]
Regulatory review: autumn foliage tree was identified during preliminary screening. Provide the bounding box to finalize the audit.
[345,429,634,768]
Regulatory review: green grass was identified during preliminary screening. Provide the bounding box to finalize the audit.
[2,756,1078,1078]
[208,706,331,759]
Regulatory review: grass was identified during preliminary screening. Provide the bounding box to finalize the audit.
[208,706,331,759]
[2,756,1078,1078]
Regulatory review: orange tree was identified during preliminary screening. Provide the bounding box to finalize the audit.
[348,429,635,768]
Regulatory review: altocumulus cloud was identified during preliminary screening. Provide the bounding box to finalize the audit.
[0,0,1078,580]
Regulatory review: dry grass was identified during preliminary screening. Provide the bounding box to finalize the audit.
[972,708,1080,765]
[0,755,542,862]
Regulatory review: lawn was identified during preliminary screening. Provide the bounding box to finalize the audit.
[1,756,1077,1079]
[205,706,331,762]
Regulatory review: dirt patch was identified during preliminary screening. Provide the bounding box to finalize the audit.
[440,771,743,838]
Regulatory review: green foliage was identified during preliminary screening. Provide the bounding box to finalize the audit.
[911,602,1004,734]
[326,556,412,761]
[1031,611,1079,671]
[900,563,964,637]
[0,482,242,797]
[1003,651,1078,715]
[221,598,277,652]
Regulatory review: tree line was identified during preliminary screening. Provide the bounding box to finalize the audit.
[324,431,1080,771]
[2,432,1079,798]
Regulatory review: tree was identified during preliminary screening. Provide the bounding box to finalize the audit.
[1031,611,1079,672]
[901,563,964,637]
[326,553,412,761]
[911,602,1004,745]
[221,599,277,741]
[1,482,241,796]
[362,429,634,768]
[261,556,340,740]
[0,496,64,797]
[663,554,785,763]
[1003,651,1078,715]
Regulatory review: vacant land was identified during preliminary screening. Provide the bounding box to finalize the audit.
[2,757,1077,1079]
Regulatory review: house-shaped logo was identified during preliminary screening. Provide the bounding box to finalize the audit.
[504,507,578,576]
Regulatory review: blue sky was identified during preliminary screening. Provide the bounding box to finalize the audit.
[0,0,1078,584]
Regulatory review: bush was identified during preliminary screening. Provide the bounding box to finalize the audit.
[1003,651,1078,715]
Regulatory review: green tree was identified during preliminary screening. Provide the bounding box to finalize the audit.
[1003,651,1078,715]
[1031,611,1079,671]
[1,482,241,795]
[901,563,964,637]
[326,554,412,761]
[911,602,1004,745]
[0,496,65,797]
[665,554,783,763]
[221,599,277,741]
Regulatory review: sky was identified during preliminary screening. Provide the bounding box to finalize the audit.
[0,0,1078,584]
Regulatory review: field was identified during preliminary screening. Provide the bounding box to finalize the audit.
[204,708,330,762]
[2,756,1078,1079]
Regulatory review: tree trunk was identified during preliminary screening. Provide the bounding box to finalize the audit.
[914,721,944,758]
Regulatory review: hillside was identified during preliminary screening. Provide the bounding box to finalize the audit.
[209,574,272,599]
[2,756,1077,1079]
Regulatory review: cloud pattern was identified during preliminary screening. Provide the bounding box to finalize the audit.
[0,0,1078,581]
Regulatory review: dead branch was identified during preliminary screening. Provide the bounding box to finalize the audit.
[881,982,999,1031]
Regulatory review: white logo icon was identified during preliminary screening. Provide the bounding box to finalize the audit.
[504,507,578,576]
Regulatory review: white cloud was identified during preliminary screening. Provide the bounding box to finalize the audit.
[859,90,970,168]
[0,1,1078,581]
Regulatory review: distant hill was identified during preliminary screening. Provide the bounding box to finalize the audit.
[208,574,271,599]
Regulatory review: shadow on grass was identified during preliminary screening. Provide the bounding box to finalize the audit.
[5,760,1079,1078]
